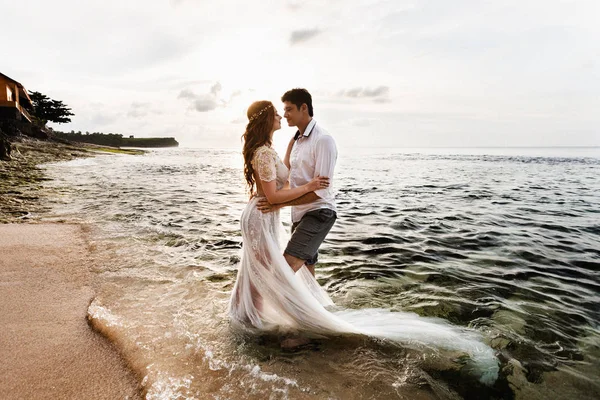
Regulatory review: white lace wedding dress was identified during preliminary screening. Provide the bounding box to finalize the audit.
[229,146,499,384]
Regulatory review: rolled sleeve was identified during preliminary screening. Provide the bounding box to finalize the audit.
[314,135,337,198]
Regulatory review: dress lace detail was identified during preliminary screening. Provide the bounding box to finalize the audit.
[252,146,277,182]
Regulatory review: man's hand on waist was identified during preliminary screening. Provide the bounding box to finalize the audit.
[257,192,322,214]
[257,198,280,213]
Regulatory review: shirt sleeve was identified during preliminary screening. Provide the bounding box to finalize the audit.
[314,135,337,198]
[253,147,277,182]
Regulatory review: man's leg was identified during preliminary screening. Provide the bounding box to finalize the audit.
[284,209,336,275]
[284,220,306,272]
[284,252,306,273]
[303,252,318,277]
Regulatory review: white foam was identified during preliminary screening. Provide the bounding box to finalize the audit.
[196,341,300,389]
[87,299,123,327]
[144,372,194,400]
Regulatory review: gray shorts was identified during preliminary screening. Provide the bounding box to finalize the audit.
[284,208,337,265]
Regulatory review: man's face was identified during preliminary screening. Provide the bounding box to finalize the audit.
[283,101,302,127]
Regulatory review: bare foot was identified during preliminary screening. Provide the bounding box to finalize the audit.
[280,336,311,349]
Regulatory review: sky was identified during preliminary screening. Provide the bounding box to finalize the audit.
[2,0,599,151]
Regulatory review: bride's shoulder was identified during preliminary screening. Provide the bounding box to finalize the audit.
[252,145,277,163]
[253,145,277,158]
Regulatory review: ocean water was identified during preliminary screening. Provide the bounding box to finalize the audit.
[40,147,600,399]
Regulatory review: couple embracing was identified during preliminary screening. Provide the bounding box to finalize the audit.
[229,88,342,335]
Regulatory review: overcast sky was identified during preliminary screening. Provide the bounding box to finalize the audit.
[2,0,599,150]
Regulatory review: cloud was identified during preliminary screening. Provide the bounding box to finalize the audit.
[363,86,390,97]
[178,89,196,100]
[290,29,321,45]
[210,82,222,95]
[286,0,303,10]
[192,97,219,112]
[231,116,246,124]
[177,82,224,112]
[338,86,390,98]
[336,86,391,103]
[127,102,150,118]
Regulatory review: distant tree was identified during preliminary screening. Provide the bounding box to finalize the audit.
[28,91,74,125]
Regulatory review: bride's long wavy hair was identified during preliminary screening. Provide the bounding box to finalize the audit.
[242,100,275,196]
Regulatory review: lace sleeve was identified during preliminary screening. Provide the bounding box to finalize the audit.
[252,147,277,182]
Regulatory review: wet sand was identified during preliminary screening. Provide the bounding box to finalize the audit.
[0,223,142,399]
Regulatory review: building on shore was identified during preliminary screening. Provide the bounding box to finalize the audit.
[0,72,33,123]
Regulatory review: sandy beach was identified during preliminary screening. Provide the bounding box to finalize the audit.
[0,223,142,399]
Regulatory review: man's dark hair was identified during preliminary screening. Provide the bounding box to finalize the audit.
[281,88,313,117]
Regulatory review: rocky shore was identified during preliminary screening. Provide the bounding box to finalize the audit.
[0,136,143,223]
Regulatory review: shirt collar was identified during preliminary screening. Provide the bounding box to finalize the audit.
[294,119,317,140]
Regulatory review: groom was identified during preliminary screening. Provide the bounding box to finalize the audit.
[257,88,338,277]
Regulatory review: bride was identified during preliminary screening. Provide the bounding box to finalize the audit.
[229,100,499,385]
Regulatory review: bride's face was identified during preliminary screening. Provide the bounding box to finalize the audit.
[272,110,282,132]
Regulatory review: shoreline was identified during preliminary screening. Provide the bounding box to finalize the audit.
[0,138,145,399]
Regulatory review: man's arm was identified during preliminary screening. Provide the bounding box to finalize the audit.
[257,192,320,213]
[313,135,337,199]
[279,192,320,207]
[283,137,295,170]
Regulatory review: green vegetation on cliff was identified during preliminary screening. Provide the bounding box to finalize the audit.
[52,131,179,148]
[121,137,179,147]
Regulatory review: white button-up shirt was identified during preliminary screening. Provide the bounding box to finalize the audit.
[289,119,337,223]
